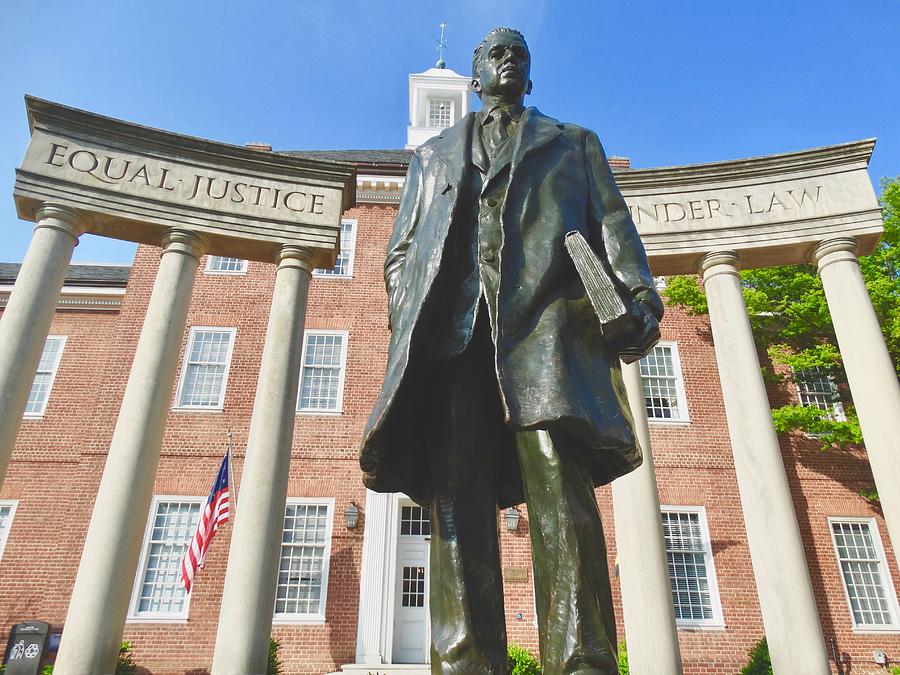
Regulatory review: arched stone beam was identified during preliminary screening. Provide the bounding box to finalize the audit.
[616,139,882,274]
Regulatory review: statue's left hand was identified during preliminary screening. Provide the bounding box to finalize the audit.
[614,300,661,363]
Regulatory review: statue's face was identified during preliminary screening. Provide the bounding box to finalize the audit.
[474,32,531,103]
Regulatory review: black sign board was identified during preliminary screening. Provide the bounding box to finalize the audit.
[3,621,50,674]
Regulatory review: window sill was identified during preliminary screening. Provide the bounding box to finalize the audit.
[647,418,691,426]
[677,623,726,632]
[204,271,247,276]
[851,625,900,634]
[22,414,46,421]
[312,273,353,280]
[272,616,327,626]
[172,407,225,413]
[126,616,189,624]
[296,410,343,417]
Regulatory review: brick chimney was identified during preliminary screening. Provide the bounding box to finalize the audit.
[245,142,272,152]
[608,155,631,170]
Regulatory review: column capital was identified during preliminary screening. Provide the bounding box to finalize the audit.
[34,203,90,240]
[277,245,315,274]
[699,250,740,281]
[813,237,859,273]
[160,228,207,261]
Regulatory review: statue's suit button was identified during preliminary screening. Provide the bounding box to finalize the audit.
[486,197,498,207]
[480,250,496,262]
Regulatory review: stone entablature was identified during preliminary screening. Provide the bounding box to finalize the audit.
[618,139,882,274]
[353,139,883,276]
[15,97,356,269]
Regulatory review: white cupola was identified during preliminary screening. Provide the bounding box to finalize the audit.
[405,65,470,149]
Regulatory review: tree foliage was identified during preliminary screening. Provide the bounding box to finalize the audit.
[739,637,773,675]
[664,177,900,456]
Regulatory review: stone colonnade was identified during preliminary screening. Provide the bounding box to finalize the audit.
[3,98,355,674]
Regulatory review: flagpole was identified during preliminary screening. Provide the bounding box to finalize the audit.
[226,430,238,516]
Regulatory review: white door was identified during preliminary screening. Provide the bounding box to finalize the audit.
[392,502,431,664]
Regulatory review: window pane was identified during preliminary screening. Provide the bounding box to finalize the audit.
[640,345,683,420]
[662,511,715,622]
[427,98,452,128]
[315,220,355,276]
[207,256,246,273]
[276,503,331,616]
[25,337,65,415]
[135,501,201,616]
[831,521,896,627]
[298,333,345,411]
[0,504,14,559]
[178,330,233,408]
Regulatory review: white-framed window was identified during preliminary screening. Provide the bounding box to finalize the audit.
[314,219,357,278]
[297,330,348,414]
[273,498,334,623]
[640,342,690,422]
[128,497,202,621]
[205,256,247,275]
[829,518,900,631]
[661,507,724,628]
[174,327,237,410]
[0,501,18,561]
[654,276,668,290]
[795,367,846,421]
[24,336,67,417]
[427,98,453,128]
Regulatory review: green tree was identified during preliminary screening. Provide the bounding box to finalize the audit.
[664,177,900,462]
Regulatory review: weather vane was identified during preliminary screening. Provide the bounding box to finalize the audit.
[436,21,447,68]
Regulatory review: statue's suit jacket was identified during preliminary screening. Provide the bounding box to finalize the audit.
[360,107,662,507]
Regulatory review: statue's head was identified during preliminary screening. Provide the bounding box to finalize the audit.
[471,27,532,104]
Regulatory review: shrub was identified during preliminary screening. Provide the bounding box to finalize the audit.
[268,638,284,675]
[740,637,772,675]
[508,643,541,674]
[618,640,629,674]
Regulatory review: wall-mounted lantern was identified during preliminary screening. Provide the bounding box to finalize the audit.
[504,506,520,532]
[344,502,360,529]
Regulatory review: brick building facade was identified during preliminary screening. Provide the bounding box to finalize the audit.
[1,65,898,674]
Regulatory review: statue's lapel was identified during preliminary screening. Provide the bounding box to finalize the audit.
[510,107,564,175]
[430,113,475,189]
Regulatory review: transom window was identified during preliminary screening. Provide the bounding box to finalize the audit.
[274,500,333,621]
[297,331,348,413]
[400,505,431,536]
[427,98,453,128]
[314,220,357,277]
[130,498,202,619]
[0,501,18,561]
[830,519,899,630]
[175,328,236,409]
[205,256,247,274]
[661,508,723,627]
[24,336,66,417]
[640,342,689,421]
[795,367,845,421]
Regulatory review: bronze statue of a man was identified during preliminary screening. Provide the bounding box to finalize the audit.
[360,27,662,674]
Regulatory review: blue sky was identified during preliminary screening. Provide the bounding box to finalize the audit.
[1,0,898,263]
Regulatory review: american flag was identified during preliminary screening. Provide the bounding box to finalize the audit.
[180,452,230,593]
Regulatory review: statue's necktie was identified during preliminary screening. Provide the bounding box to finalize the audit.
[485,107,513,157]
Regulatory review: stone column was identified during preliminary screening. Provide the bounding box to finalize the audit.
[212,246,315,674]
[700,251,829,674]
[55,229,205,674]
[355,489,394,665]
[612,361,683,674]
[0,204,87,487]
[814,237,900,555]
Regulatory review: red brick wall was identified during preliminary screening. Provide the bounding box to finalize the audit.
[1,199,899,674]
